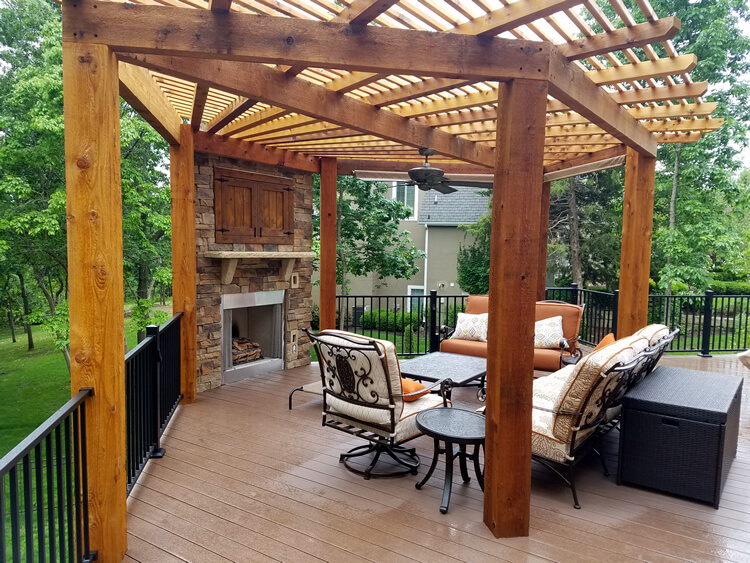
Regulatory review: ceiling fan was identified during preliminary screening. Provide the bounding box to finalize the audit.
[406,148,493,194]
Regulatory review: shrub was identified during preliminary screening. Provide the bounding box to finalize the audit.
[710,281,750,296]
[361,309,420,332]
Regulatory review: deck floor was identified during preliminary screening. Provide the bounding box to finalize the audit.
[126,354,750,562]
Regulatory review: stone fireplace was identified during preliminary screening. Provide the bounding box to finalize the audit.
[194,153,313,393]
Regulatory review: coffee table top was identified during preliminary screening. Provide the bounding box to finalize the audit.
[399,352,486,385]
[416,408,486,443]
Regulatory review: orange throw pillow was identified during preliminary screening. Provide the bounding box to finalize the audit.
[401,377,429,401]
[593,333,616,352]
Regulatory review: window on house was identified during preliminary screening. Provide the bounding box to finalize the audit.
[395,182,416,218]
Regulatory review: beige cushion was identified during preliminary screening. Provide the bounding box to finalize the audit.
[633,324,670,346]
[534,316,564,349]
[532,363,577,411]
[450,312,489,342]
[316,330,403,421]
[531,408,572,463]
[328,393,447,442]
[550,338,640,441]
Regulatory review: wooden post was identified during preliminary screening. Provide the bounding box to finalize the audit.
[319,157,337,330]
[63,42,126,559]
[484,79,548,538]
[171,124,197,402]
[617,147,656,338]
[538,181,551,301]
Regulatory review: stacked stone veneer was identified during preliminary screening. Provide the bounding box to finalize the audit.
[194,152,313,392]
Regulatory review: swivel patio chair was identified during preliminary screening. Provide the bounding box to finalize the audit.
[305,329,449,479]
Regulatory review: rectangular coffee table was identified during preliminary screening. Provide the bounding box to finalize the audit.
[399,352,487,396]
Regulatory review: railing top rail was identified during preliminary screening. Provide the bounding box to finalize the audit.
[338,294,468,299]
[577,289,615,297]
[159,311,183,331]
[125,331,156,363]
[0,387,93,473]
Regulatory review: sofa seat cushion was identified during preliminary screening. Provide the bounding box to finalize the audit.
[535,348,567,372]
[440,338,487,358]
[329,392,447,442]
[533,363,577,410]
[531,407,572,463]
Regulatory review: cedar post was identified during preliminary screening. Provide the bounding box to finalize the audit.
[319,157,337,330]
[63,41,127,559]
[484,79,548,537]
[171,124,197,402]
[538,181,551,300]
[617,147,656,338]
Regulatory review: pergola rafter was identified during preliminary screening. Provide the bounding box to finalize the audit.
[59,0,721,556]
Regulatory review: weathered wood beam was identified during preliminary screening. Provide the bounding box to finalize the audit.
[558,17,680,60]
[64,2,550,81]
[319,157,337,330]
[485,79,548,538]
[454,0,581,35]
[208,0,232,11]
[335,0,399,25]
[120,54,496,167]
[193,131,320,173]
[618,147,656,337]
[336,159,492,175]
[206,97,258,134]
[118,61,181,145]
[546,82,709,112]
[170,124,197,404]
[221,108,293,137]
[545,102,716,127]
[63,41,127,560]
[543,145,627,174]
[191,83,209,131]
[588,54,697,86]
[548,46,656,156]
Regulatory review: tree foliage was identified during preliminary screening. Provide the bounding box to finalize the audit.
[312,175,425,295]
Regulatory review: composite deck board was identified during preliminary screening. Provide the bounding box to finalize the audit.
[127,354,750,562]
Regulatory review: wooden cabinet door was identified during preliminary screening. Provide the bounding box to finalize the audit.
[214,168,293,245]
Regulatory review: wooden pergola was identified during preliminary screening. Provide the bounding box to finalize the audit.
[60,0,720,558]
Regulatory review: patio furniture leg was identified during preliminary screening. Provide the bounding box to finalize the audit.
[440,440,455,514]
[473,444,484,491]
[594,446,610,476]
[288,386,303,410]
[416,438,442,490]
[339,442,419,479]
[458,444,471,483]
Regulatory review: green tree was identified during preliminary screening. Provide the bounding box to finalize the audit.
[456,193,491,294]
[312,176,425,300]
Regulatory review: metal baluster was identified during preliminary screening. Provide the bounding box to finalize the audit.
[54,426,65,561]
[73,409,82,562]
[64,417,74,560]
[23,454,33,561]
[9,466,20,561]
[1,472,6,562]
[80,400,93,561]
[46,430,56,563]
[35,443,46,563]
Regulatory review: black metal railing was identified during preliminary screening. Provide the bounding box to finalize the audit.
[124,313,183,495]
[336,287,749,355]
[1,388,96,562]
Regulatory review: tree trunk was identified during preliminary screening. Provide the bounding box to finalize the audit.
[567,178,583,289]
[665,144,682,297]
[62,346,71,373]
[7,308,16,343]
[337,181,346,330]
[17,272,33,350]
[137,261,149,342]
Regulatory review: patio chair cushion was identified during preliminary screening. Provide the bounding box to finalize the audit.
[316,330,404,422]
[531,408,572,463]
[634,324,670,346]
[534,315,565,348]
[550,337,644,442]
[328,392,446,442]
[449,312,489,341]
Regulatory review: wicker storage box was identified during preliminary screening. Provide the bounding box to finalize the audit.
[618,366,742,508]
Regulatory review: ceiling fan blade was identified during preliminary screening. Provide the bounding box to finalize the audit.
[433,182,458,194]
[444,180,494,189]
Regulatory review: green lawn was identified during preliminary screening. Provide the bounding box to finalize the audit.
[0,323,140,458]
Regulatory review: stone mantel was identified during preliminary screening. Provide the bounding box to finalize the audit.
[204,251,317,284]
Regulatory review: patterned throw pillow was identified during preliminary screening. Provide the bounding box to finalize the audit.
[449,313,489,342]
[534,316,564,349]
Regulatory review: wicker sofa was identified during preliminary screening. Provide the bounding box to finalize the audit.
[529,324,678,508]
[440,295,584,371]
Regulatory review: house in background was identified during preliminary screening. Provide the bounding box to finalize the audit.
[312,182,490,308]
